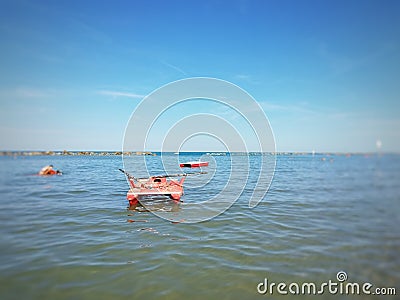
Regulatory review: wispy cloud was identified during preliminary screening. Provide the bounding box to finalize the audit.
[0,87,55,99]
[261,102,320,115]
[97,90,145,99]
[15,87,52,98]
[234,74,259,85]
[317,42,397,76]
[261,101,367,122]
[160,60,187,76]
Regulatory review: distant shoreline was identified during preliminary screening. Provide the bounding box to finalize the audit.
[0,150,394,156]
[0,150,156,156]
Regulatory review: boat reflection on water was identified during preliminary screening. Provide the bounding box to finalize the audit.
[128,195,181,213]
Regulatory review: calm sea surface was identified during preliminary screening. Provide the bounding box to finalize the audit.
[0,153,399,299]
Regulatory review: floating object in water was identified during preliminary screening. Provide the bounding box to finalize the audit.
[38,165,62,176]
[119,169,207,207]
[127,219,148,223]
[179,161,209,168]
[171,219,186,224]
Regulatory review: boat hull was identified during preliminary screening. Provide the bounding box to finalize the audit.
[126,176,185,206]
[180,161,209,168]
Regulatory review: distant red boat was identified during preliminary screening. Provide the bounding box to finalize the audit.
[179,161,209,168]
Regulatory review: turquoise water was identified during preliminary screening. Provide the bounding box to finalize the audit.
[0,153,399,299]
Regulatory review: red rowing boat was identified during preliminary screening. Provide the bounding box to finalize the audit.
[120,169,206,207]
[127,176,185,206]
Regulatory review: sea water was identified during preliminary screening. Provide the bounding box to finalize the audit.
[0,153,399,299]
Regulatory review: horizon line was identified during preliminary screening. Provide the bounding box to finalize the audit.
[0,150,397,155]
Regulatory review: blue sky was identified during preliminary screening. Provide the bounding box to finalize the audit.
[0,0,399,152]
